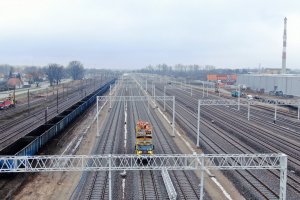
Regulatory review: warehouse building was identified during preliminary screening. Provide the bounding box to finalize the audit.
[237,74,300,97]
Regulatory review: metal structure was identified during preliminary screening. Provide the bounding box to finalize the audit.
[109,84,112,108]
[145,79,147,91]
[152,84,156,101]
[162,169,177,200]
[167,81,193,96]
[282,17,287,74]
[96,96,176,137]
[199,99,299,106]
[196,99,300,148]
[197,81,215,98]
[163,85,187,111]
[0,153,287,200]
[132,77,177,137]
[238,85,241,110]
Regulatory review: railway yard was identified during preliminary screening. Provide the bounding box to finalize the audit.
[0,73,299,200]
[0,77,110,153]
[3,1,300,199]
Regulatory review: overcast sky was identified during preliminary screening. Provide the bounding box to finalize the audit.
[0,0,299,69]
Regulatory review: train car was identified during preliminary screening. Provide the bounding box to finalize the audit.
[135,120,154,156]
[0,99,15,110]
[231,91,241,97]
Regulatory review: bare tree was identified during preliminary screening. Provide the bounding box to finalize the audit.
[0,65,12,77]
[9,67,14,78]
[24,66,44,87]
[67,61,84,80]
[45,64,64,86]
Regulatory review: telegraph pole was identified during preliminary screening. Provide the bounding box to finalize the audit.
[45,107,48,123]
[57,89,59,113]
[27,89,30,113]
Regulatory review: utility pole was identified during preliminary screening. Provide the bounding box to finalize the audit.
[45,107,48,123]
[154,85,156,105]
[94,79,96,92]
[85,79,88,97]
[13,88,16,105]
[57,89,59,113]
[202,82,204,98]
[247,101,250,121]
[274,103,277,121]
[197,100,200,147]
[164,86,166,111]
[200,155,205,200]
[238,85,240,111]
[298,100,300,120]
[81,80,83,98]
[172,96,175,137]
[109,84,112,109]
[27,89,30,113]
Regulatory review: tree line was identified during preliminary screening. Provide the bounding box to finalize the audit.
[0,61,85,87]
[45,61,84,86]
[136,64,249,80]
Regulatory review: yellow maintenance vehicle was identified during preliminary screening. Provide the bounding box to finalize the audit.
[135,120,154,155]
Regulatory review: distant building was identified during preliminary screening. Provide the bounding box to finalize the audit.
[262,68,280,74]
[10,72,21,78]
[7,78,23,89]
[207,74,237,84]
[237,74,300,96]
[261,68,291,74]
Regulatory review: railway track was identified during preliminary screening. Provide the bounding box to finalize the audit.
[129,90,167,200]
[0,87,109,199]
[164,86,300,168]
[0,79,102,131]
[76,77,205,200]
[0,79,110,151]
[0,79,90,119]
[139,170,160,200]
[192,85,300,128]
[147,80,300,199]
[76,87,125,200]
[129,85,200,199]
[167,100,287,199]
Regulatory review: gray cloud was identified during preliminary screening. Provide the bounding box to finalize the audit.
[0,0,299,69]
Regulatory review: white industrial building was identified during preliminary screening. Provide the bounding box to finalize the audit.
[237,74,300,97]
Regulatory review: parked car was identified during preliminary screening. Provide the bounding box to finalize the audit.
[246,95,253,100]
